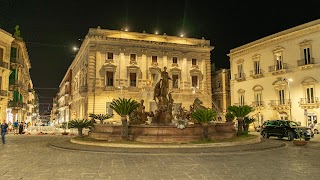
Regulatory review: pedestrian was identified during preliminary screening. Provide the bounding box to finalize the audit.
[13,120,19,135]
[1,120,8,144]
[19,122,24,135]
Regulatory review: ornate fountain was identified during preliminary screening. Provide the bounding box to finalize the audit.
[89,67,236,143]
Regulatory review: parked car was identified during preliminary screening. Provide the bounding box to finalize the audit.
[260,120,313,141]
[314,123,320,134]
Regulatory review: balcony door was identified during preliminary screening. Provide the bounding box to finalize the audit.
[306,87,314,103]
[303,47,311,65]
[278,89,285,105]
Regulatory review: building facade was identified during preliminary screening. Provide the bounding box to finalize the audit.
[7,36,37,124]
[58,27,213,122]
[57,68,72,124]
[211,64,231,121]
[0,29,14,122]
[228,19,320,127]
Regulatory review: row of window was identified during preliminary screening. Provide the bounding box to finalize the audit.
[236,46,313,78]
[238,86,316,106]
[106,52,198,65]
[105,71,200,88]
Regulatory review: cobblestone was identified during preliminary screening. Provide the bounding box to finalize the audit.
[0,134,319,180]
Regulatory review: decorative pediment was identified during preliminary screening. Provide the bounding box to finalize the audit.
[252,85,264,91]
[236,59,244,64]
[169,66,181,74]
[103,63,117,71]
[149,66,161,74]
[299,39,312,46]
[189,68,202,77]
[272,77,287,86]
[272,46,284,53]
[127,64,140,72]
[238,89,245,93]
[301,77,317,86]
[252,54,261,60]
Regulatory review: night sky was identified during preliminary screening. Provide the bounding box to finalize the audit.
[1,0,320,112]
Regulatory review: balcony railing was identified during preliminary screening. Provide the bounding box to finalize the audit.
[79,85,88,93]
[269,99,291,106]
[0,90,7,97]
[268,63,288,72]
[300,97,319,105]
[234,73,246,81]
[0,61,9,69]
[297,58,315,66]
[252,101,265,107]
[250,69,264,78]
[8,101,26,109]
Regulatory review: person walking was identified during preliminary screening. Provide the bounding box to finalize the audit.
[13,120,19,135]
[19,122,24,135]
[1,120,8,144]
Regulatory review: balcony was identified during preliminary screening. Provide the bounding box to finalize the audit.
[79,85,88,96]
[10,58,23,68]
[0,90,7,97]
[250,69,264,79]
[234,73,246,82]
[0,61,9,69]
[297,58,315,70]
[269,99,291,110]
[8,101,27,109]
[268,63,288,75]
[9,79,22,90]
[252,101,265,110]
[299,97,320,109]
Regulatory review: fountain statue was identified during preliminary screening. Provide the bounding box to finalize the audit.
[151,67,174,125]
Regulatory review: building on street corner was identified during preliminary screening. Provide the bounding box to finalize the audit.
[228,19,320,127]
[56,27,213,123]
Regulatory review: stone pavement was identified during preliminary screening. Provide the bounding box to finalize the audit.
[0,133,319,180]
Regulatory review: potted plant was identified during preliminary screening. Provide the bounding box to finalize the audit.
[110,97,139,140]
[89,113,113,124]
[69,119,94,137]
[61,122,69,135]
[191,108,217,140]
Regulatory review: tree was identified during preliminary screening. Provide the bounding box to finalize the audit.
[227,105,254,135]
[191,108,217,140]
[110,98,139,139]
[69,119,94,137]
[89,113,113,124]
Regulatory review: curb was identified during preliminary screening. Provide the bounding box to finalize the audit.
[69,135,261,149]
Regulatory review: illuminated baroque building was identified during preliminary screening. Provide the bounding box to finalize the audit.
[58,27,213,123]
[211,63,231,121]
[7,35,37,124]
[228,19,320,127]
[0,29,14,121]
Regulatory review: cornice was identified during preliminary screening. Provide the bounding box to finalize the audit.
[228,19,320,58]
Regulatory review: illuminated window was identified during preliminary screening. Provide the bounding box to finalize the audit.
[152,56,157,63]
[107,52,113,60]
[130,73,137,87]
[192,76,198,87]
[130,54,136,62]
[192,59,197,65]
[106,71,113,86]
[172,75,178,88]
[172,57,178,64]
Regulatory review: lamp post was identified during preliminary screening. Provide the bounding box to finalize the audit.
[284,78,293,120]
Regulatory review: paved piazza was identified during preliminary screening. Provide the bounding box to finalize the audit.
[0,133,320,180]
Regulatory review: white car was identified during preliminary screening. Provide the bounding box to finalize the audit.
[314,123,320,134]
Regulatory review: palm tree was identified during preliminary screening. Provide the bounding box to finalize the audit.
[89,113,113,124]
[69,119,94,137]
[110,97,139,139]
[191,108,217,140]
[227,105,254,135]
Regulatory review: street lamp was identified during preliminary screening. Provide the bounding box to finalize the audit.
[284,78,293,120]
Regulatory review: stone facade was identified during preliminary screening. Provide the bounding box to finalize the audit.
[59,28,213,123]
[0,29,14,122]
[228,19,320,127]
[211,64,231,121]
